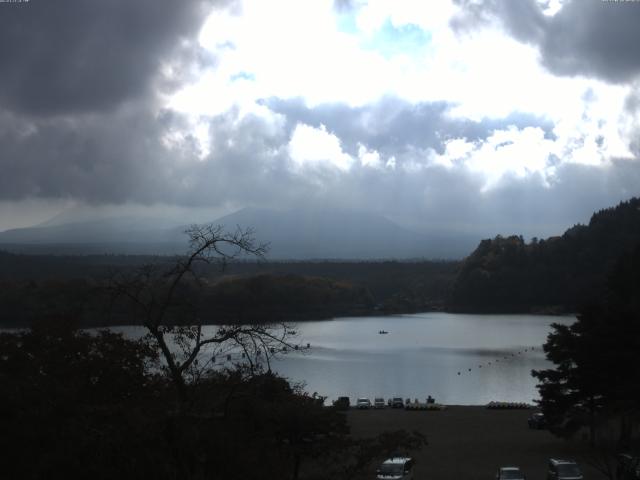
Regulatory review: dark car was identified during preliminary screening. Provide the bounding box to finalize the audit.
[376,456,414,480]
[617,454,640,480]
[547,459,583,480]
[496,466,526,480]
[528,412,546,429]
[333,396,350,410]
[390,397,404,408]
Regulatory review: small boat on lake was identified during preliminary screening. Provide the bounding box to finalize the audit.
[379,330,389,334]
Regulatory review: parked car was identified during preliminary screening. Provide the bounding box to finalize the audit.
[547,459,583,480]
[333,396,350,410]
[374,397,386,408]
[617,454,640,480]
[496,466,526,480]
[376,456,414,480]
[390,397,404,408]
[356,397,371,409]
[528,412,547,429]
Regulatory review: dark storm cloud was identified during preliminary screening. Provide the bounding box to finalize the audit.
[479,159,640,236]
[541,1,640,83]
[3,86,632,236]
[0,0,636,242]
[173,108,307,208]
[294,152,640,239]
[0,0,218,116]
[0,94,638,238]
[265,96,554,158]
[0,106,190,203]
[452,0,640,84]
[193,101,640,238]
[0,103,300,207]
[451,0,545,44]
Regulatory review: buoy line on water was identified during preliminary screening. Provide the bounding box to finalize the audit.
[456,345,539,377]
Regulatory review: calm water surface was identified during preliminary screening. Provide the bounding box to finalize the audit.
[113,312,575,405]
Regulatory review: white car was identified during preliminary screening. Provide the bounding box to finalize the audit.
[374,397,386,408]
[496,466,526,480]
[356,397,371,409]
[376,456,414,480]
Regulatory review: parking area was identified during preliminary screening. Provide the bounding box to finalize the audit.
[347,406,608,480]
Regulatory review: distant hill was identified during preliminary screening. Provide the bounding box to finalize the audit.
[450,197,640,313]
[0,206,474,259]
[0,215,188,254]
[208,207,473,259]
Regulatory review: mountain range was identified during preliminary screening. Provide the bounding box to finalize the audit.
[0,207,477,259]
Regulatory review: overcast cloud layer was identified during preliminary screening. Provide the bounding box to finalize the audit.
[0,0,639,237]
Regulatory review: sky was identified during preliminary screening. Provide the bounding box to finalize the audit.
[0,0,639,238]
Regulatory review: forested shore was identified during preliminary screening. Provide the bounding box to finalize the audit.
[0,256,456,327]
[2,197,639,327]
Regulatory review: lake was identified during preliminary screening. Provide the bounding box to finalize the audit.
[114,312,575,405]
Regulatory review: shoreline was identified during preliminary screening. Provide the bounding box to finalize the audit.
[0,309,577,329]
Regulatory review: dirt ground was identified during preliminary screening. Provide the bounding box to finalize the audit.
[347,406,608,480]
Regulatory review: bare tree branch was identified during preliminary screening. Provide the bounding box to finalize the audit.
[108,224,290,404]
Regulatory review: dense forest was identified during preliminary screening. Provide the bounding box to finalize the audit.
[450,197,640,313]
[0,255,457,327]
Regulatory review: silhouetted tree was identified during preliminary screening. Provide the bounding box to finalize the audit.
[532,244,640,448]
[0,319,167,480]
[110,224,296,403]
[1,320,426,480]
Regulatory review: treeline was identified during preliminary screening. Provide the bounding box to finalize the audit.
[200,274,374,323]
[0,278,104,327]
[0,250,159,280]
[450,197,640,313]
[0,256,458,327]
[204,260,457,314]
[0,275,371,327]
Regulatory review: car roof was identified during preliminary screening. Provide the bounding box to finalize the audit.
[550,459,577,465]
[619,453,640,460]
[501,467,521,470]
[383,457,412,465]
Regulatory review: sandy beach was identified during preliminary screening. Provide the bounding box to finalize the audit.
[348,407,608,480]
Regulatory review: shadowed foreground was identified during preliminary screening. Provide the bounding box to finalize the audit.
[348,407,607,480]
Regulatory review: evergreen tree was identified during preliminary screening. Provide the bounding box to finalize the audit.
[532,244,640,444]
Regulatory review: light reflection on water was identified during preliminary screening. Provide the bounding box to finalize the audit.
[259,312,573,405]
[112,312,575,405]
